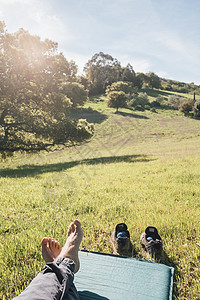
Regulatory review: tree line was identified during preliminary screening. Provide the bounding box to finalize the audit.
[82,52,199,96]
[82,52,162,95]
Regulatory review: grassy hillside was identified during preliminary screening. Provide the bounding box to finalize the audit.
[0,90,200,299]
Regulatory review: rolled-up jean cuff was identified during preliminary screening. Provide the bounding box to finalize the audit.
[46,257,76,280]
[13,257,78,300]
[54,257,75,269]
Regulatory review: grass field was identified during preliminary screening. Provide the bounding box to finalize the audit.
[0,90,200,299]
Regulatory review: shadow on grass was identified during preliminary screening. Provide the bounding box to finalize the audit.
[142,88,177,99]
[116,111,149,119]
[0,154,154,178]
[89,95,106,102]
[70,107,108,124]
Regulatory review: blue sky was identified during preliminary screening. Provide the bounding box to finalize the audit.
[0,0,199,84]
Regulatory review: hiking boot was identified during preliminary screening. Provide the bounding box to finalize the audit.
[110,223,133,256]
[140,226,163,261]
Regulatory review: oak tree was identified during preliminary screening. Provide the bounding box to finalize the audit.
[107,91,127,112]
[0,22,93,156]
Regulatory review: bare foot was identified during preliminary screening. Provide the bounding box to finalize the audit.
[41,238,61,263]
[59,219,83,273]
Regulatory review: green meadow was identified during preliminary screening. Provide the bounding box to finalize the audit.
[0,90,200,299]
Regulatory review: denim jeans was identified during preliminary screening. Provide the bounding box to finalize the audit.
[13,257,79,300]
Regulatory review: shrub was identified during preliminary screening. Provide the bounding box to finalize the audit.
[61,82,88,107]
[156,95,165,102]
[179,99,194,116]
[106,81,134,95]
[144,105,151,110]
[193,100,200,118]
[168,95,185,110]
[107,91,127,112]
[151,100,161,107]
[131,92,149,109]
[134,105,145,111]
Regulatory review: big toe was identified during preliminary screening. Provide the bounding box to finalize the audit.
[41,237,49,248]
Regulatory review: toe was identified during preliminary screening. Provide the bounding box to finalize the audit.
[67,222,74,236]
[74,219,81,225]
[41,237,48,246]
[50,238,55,248]
[54,240,59,248]
[56,241,61,250]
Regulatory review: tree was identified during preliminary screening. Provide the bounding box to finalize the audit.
[0,22,93,156]
[61,82,88,107]
[146,72,161,89]
[121,63,136,83]
[106,81,134,95]
[76,75,90,90]
[84,52,121,95]
[107,91,127,112]
[135,72,148,89]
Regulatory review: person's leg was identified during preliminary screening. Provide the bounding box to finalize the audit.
[13,220,83,300]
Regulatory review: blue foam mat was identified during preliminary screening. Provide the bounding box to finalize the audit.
[74,250,174,300]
